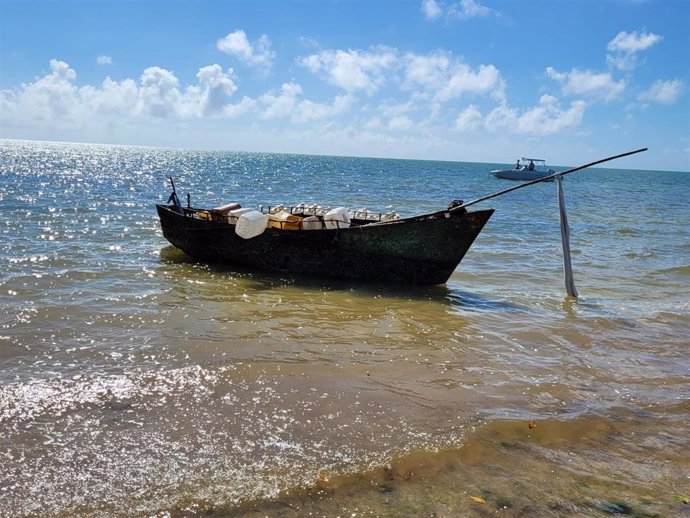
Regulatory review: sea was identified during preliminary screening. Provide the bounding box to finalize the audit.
[1,139,688,517]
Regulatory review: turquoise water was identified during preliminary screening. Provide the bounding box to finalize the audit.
[1,140,688,517]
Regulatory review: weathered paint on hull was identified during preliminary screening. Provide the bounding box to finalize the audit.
[156,204,494,285]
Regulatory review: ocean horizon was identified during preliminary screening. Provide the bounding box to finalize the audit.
[3,137,687,174]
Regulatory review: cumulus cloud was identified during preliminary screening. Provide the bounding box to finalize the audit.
[0,59,243,128]
[449,0,495,19]
[217,30,275,73]
[1,45,596,146]
[97,55,112,66]
[379,101,413,119]
[423,0,501,21]
[1,58,356,134]
[258,82,352,122]
[546,67,625,101]
[82,77,139,117]
[455,104,482,131]
[300,46,505,105]
[364,116,382,130]
[299,48,396,94]
[1,59,80,125]
[292,94,352,123]
[421,0,443,19]
[403,51,505,102]
[515,95,586,135]
[258,82,302,119]
[457,95,585,136]
[638,79,684,104]
[188,64,239,116]
[139,66,182,117]
[388,115,414,131]
[607,30,662,53]
[606,30,662,70]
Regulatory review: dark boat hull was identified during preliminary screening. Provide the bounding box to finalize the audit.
[156,204,493,285]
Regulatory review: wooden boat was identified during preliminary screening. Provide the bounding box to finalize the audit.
[491,158,555,181]
[156,192,493,285]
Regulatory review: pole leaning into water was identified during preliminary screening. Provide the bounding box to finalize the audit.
[556,175,578,298]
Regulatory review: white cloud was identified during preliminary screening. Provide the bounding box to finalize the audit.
[0,90,17,120]
[364,116,382,130]
[187,64,239,116]
[440,63,504,102]
[449,0,495,19]
[1,58,355,131]
[97,55,112,66]
[299,46,505,109]
[515,95,586,135]
[292,94,352,123]
[606,30,662,70]
[3,60,80,125]
[388,115,413,130]
[298,36,320,50]
[221,96,258,118]
[455,104,482,131]
[546,67,625,101]
[299,48,396,94]
[607,30,662,53]
[83,77,139,117]
[217,30,275,73]
[403,53,449,89]
[423,0,500,21]
[638,79,684,104]
[258,82,352,122]
[380,101,414,118]
[139,66,182,118]
[461,96,585,136]
[258,82,302,119]
[483,103,516,132]
[0,59,243,128]
[404,52,505,102]
[421,0,443,19]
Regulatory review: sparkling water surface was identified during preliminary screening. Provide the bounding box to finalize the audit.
[1,140,688,517]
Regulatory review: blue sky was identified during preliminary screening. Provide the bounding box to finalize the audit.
[1,0,688,170]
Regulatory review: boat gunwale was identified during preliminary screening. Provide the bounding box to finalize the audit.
[155,203,488,232]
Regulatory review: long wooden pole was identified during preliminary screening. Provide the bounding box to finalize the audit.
[556,175,578,298]
[450,147,648,212]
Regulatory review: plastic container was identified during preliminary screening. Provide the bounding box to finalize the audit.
[235,210,268,239]
[227,207,255,224]
[267,211,302,231]
[301,216,322,230]
[324,207,350,229]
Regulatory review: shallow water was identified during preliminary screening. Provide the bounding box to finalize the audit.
[1,140,688,517]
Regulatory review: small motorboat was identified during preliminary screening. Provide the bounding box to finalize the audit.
[491,158,556,181]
